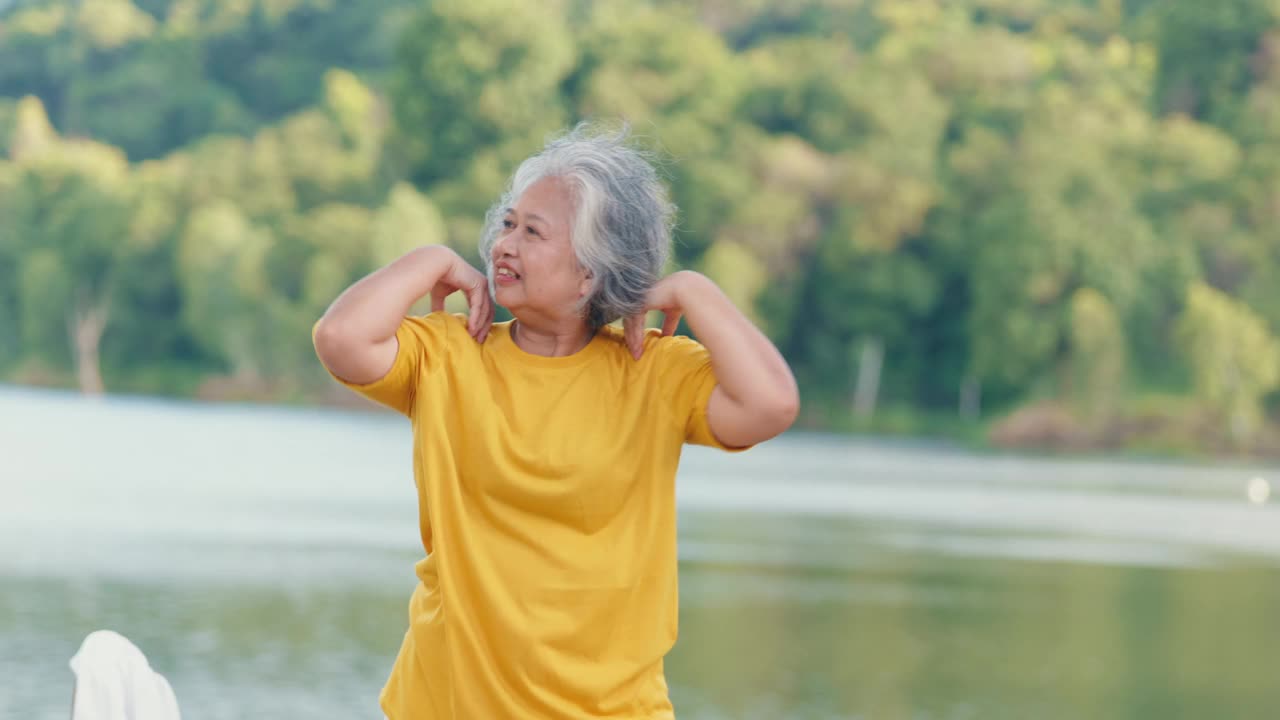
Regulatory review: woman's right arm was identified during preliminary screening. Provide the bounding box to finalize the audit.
[313,245,492,385]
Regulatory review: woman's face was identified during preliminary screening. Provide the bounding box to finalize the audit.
[490,176,590,322]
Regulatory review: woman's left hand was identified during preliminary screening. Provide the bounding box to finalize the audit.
[623,269,799,445]
[623,271,700,360]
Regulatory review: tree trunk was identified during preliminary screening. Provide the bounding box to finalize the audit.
[68,295,108,396]
[853,335,884,420]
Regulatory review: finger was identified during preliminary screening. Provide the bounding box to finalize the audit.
[623,314,643,359]
[621,315,634,357]
[476,290,494,343]
[622,315,636,359]
[478,300,494,343]
[467,297,480,339]
[661,310,682,337]
[467,279,488,339]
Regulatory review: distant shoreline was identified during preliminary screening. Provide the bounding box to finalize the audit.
[7,381,1280,465]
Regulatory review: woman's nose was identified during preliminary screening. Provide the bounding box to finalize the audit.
[493,233,516,259]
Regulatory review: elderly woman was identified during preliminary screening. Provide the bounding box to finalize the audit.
[313,125,798,719]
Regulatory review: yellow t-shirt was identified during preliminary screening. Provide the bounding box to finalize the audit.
[317,312,743,719]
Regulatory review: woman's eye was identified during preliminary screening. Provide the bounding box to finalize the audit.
[526,227,540,238]
[502,219,515,229]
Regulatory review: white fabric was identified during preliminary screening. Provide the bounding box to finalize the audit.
[69,630,181,720]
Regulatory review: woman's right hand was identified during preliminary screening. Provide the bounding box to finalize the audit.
[316,245,493,384]
[430,250,495,342]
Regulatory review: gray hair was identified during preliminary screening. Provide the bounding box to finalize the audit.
[480,123,675,330]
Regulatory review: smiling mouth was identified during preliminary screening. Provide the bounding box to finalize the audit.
[495,268,520,280]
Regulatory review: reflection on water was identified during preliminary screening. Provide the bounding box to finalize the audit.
[2,386,1279,719]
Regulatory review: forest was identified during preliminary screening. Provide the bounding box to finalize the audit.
[3,0,1280,454]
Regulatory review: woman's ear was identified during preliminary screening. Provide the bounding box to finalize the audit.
[578,268,593,298]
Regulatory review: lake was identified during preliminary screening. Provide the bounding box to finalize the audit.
[2,385,1278,719]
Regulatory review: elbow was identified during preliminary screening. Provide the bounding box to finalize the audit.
[770,391,801,432]
[754,389,800,436]
[312,316,353,362]
[312,316,336,352]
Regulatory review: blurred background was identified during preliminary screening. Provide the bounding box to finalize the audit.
[1,0,1279,718]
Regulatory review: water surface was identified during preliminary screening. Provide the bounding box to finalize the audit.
[2,386,1278,719]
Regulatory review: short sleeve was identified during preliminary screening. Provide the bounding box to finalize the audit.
[313,312,452,417]
[650,333,754,452]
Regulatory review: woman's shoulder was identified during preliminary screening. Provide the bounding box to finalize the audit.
[401,311,470,340]
[410,311,468,329]
[595,325,709,367]
[395,312,477,363]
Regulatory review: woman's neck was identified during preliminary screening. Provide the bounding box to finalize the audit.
[511,315,595,357]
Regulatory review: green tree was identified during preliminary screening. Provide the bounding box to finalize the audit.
[391,0,576,190]
[962,78,1158,396]
[0,0,410,161]
[372,182,448,266]
[567,2,748,262]
[176,200,276,382]
[1142,0,1276,128]
[1068,288,1127,423]
[2,96,136,392]
[1177,282,1280,445]
[767,27,950,416]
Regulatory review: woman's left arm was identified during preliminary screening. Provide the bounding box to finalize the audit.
[625,271,800,447]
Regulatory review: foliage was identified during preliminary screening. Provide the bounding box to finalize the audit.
[1068,288,1127,423]
[3,0,1280,452]
[1177,283,1280,444]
